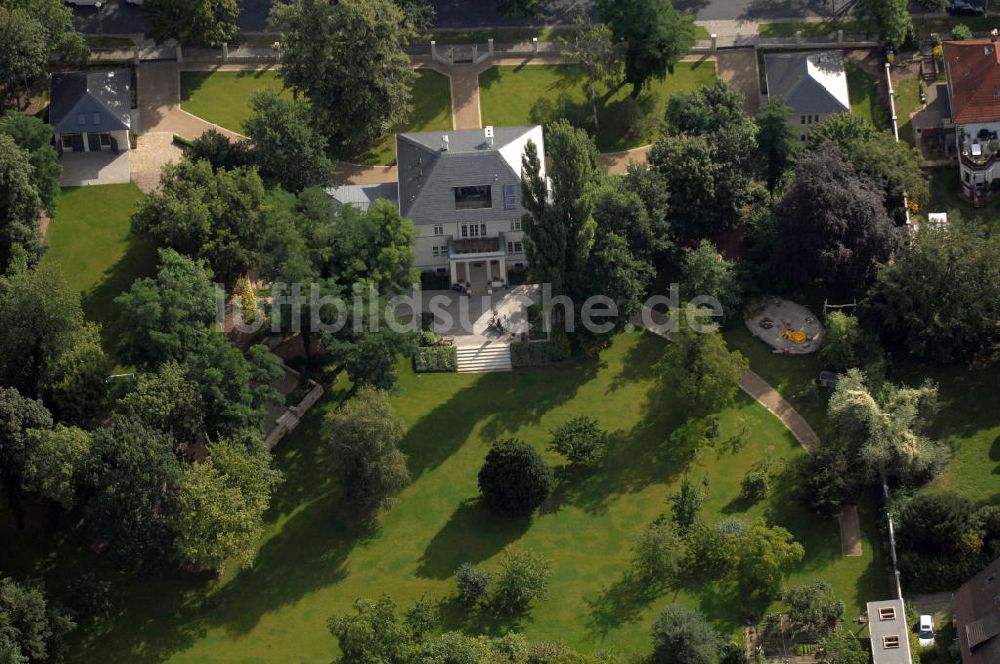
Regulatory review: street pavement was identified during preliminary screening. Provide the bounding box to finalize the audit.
[71,0,845,36]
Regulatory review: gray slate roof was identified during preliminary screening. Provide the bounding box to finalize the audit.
[50,69,131,133]
[764,51,850,114]
[396,126,536,219]
[325,183,399,212]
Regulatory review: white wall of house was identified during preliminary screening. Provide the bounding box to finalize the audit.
[789,111,837,142]
[957,121,1000,198]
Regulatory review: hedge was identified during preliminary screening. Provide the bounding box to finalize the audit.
[414,345,457,373]
[511,341,552,367]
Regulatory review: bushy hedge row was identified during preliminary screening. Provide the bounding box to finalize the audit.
[414,346,457,373]
[511,341,551,367]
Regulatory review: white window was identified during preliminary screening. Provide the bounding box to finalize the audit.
[510,219,521,231]
[883,636,900,649]
[503,184,517,209]
[507,241,524,255]
[433,224,444,236]
[462,224,487,238]
[800,115,806,125]
[432,246,440,257]
[879,607,896,621]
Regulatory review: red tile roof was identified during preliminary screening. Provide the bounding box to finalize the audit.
[943,38,1000,124]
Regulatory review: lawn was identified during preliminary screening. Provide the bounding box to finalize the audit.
[893,75,922,146]
[847,62,890,131]
[895,361,1000,505]
[479,62,717,152]
[178,69,453,165]
[40,184,154,354]
[0,332,883,661]
[757,20,863,39]
[922,165,1000,235]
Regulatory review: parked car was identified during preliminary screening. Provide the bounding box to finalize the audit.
[918,614,936,647]
[948,0,987,16]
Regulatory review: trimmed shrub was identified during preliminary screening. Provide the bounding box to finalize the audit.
[454,562,491,605]
[478,439,553,516]
[414,346,457,373]
[549,416,610,465]
[420,270,450,290]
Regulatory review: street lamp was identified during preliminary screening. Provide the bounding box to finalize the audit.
[95,0,104,36]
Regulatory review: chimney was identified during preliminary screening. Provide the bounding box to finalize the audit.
[485,125,495,148]
[993,29,999,43]
[441,135,449,152]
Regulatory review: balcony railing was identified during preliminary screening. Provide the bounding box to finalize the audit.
[959,130,1000,171]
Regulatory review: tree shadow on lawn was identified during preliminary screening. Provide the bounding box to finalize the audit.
[401,358,600,479]
[81,233,158,356]
[415,498,531,579]
[585,570,673,636]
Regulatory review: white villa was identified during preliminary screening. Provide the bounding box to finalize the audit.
[328,125,542,293]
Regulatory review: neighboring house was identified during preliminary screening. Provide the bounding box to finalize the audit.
[866,599,914,664]
[49,69,132,155]
[955,556,1000,663]
[764,51,850,142]
[942,35,1000,204]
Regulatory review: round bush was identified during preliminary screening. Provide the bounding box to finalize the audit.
[478,438,553,516]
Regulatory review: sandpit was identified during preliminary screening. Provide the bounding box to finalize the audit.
[745,297,824,355]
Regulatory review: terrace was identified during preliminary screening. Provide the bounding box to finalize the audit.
[959,127,1000,170]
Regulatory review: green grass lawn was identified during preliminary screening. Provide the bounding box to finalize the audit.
[0,332,883,662]
[757,20,862,38]
[922,166,1000,235]
[847,63,890,131]
[479,62,717,152]
[180,70,289,136]
[894,75,923,146]
[179,69,452,165]
[41,184,153,354]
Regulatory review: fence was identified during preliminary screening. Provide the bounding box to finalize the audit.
[263,360,324,450]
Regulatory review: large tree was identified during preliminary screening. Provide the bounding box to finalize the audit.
[0,388,52,526]
[828,368,947,486]
[84,417,184,572]
[328,199,417,294]
[131,159,266,282]
[115,249,217,368]
[0,575,75,663]
[784,580,843,638]
[597,0,697,98]
[855,0,912,45]
[175,435,281,572]
[561,17,621,130]
[144,0,239,47]
[478,439,553,517]
[0,135,42,273]
[326,387,411,513]
[0,112,61,212]
[0,262,108,416]
[681,241,742,321]
[21,425,92,510]
[0,0,85,108]
[810,113,928,216]
[868,226,1000,363]
[269,0,414,153]
[651,604,723,664]
[770,142,901,294]
[656,315,748,418]
[243,91,335,193]
[113,361,205,450]
[520,121,599,298]
[490,548,553,616]
[755,99,800,196]
[736,520,805,597]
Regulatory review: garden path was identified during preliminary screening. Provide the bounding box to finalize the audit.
[631,305,861,558]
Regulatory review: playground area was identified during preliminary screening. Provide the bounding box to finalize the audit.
[745,297,824,355]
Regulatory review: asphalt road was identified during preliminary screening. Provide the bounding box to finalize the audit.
[71,0,841,36]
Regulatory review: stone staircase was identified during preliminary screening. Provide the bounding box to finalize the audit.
[456,342,512,373]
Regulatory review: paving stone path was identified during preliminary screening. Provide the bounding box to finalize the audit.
[633,306,860,558]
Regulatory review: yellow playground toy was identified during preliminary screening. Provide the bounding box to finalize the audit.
[781,329,808,344]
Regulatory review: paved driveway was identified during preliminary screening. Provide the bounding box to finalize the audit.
[60,151,131,186]
[131,132,183,193]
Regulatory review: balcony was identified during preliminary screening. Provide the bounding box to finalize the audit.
[448,233,507,260]
[959,128,1000,171]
